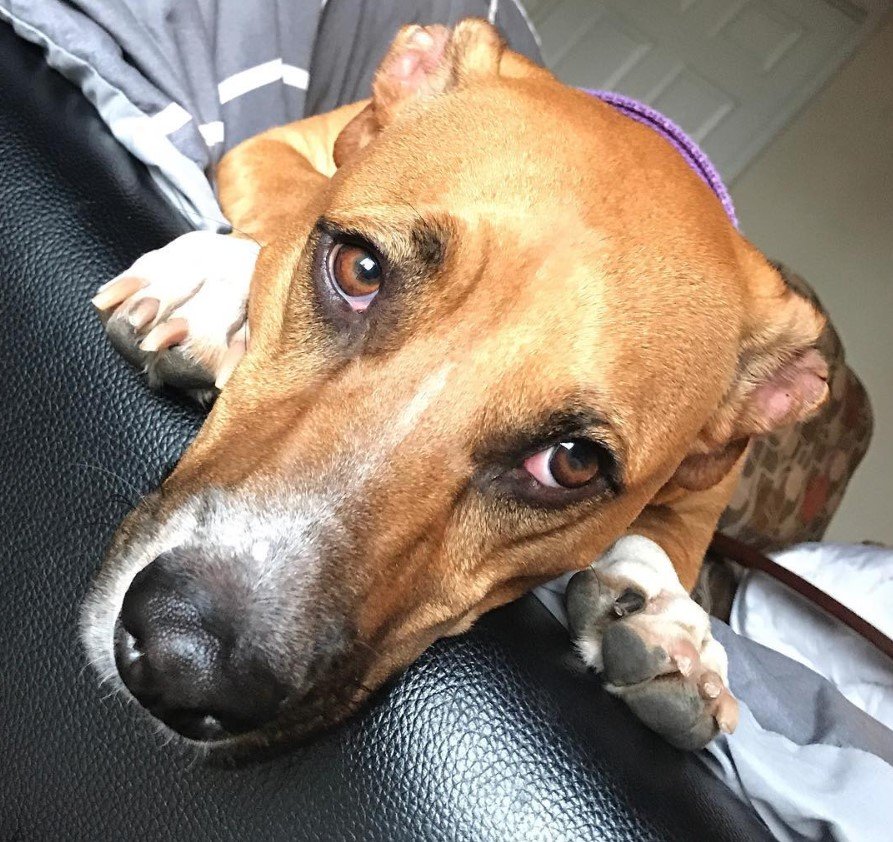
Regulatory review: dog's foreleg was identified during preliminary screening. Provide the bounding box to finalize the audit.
[216,100,368,244]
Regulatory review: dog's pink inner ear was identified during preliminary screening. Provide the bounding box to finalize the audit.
[332,25,453,168]
[372,25,453,115]
[662,243,831,495]
[739,347,829,436]
[670,349,828,493]
[674,346,829,492]
[333,20,508,168]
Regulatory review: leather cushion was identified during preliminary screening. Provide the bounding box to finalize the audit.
[0,23,769,841]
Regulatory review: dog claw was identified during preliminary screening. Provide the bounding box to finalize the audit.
[140,318,189,352]
[699,671,723,699]
[613,588,645,618]
[669,639,700,678]
[127,297,159,330]
[675,655,694,677]
[215,328,247,390]
[92,275,146,311]
[715,691,740,734]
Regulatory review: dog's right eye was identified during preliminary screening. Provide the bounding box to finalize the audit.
[523,440,603,489]
[328,242,382,311]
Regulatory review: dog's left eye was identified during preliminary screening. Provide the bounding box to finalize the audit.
[523,440,603,488]
[328,242,382,310]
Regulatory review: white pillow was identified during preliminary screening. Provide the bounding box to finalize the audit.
[730,541,893,729]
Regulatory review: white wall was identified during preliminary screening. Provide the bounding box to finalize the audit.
[731,12,893,544]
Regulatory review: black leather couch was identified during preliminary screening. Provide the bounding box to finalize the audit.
[0,24,770,841]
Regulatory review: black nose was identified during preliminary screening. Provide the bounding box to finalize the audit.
[114,550,286,741]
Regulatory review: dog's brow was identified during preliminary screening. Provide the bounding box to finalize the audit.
[320,212,450,275]
[475,402,624,471]
[406,217,448,270]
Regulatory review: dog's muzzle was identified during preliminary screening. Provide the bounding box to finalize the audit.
[84,482,394,748]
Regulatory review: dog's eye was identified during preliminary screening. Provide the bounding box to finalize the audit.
[523,440,602,489]
[328,242,382,310]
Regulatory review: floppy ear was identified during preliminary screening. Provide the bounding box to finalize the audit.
[334,19,520,167]
[672,252,829,492]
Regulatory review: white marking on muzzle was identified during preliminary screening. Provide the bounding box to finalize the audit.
[395,363,454,438]
[251,539,271,564]
[80,490,335,699]
[344,362,455,490]
[81,366,454,705]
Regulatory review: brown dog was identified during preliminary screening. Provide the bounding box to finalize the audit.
[83,20,827,754]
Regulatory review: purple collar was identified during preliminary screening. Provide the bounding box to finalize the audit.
[585,90,737,228]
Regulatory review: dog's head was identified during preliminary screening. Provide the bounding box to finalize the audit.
[83,20,827,753]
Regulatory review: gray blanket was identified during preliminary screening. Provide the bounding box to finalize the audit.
[0,0,540,228]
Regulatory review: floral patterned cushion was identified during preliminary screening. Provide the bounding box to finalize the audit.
[717,264,873,552]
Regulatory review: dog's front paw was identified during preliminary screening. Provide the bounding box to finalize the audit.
[92,231,259,398]
[566,536,739,750]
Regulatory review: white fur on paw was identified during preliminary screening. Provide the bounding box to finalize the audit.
[568,536,704,672]
[94,231,259,389]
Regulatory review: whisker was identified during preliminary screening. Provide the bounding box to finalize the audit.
[72,518,127,531]
[348,677,375,695]
[380,188,429,231]
[226,223,264,250]
[109,491,139,509]
[353,638,385,661]
[72,460,143,503]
